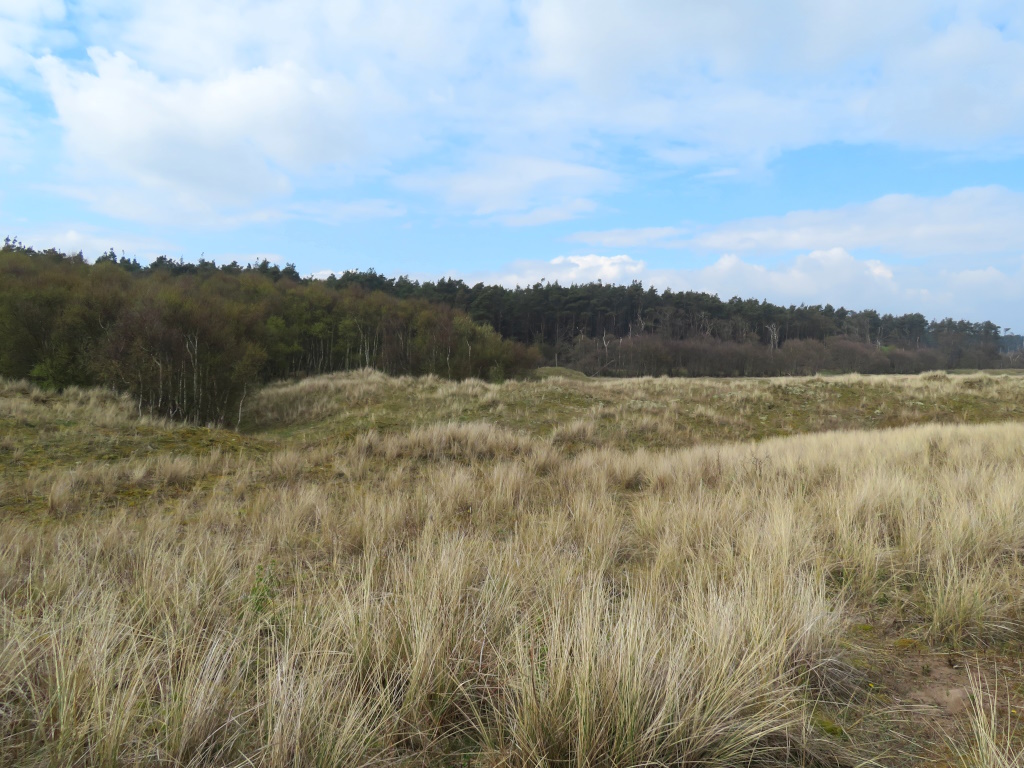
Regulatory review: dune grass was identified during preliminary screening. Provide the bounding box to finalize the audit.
[2,371,1024,765]
[244,369,1024,446]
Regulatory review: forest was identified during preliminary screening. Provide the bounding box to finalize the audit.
[0,239,1015,424]
[333,268,1009,375]
[0,242,536,425]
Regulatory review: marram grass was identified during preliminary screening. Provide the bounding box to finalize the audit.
[2,371,1024,766]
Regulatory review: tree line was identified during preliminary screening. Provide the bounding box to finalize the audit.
[1,240,1015,423]
[332,269,1009,376]
[0,242,536,424]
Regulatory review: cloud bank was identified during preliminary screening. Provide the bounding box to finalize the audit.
[5,2,1024,222]
[573,186,1024,257]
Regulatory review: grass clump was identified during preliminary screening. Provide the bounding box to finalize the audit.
[949,669,1024,768]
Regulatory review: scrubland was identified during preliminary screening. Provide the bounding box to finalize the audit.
[2,371,1024,766]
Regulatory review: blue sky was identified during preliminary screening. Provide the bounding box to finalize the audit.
[4,1,1024,329]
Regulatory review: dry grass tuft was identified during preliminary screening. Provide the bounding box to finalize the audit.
[949,668,1024,768]
[46,470,87,517]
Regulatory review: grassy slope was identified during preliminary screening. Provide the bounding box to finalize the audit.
[2,371,1024,766]
[245,369,1024,445]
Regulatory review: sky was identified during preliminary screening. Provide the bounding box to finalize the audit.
[3,1,1024,330]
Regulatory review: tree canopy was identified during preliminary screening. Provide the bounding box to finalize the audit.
[0,242,536,424]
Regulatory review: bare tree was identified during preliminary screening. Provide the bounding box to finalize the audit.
[766,323,779,354]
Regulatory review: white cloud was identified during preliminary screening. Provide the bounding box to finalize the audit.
[401,156,615,218]
[0,0,66,160]
[520,1,1024,158]
[664,248,1024,325]
[691,186,1024,256]
[0,0,64,22]
[310,269,340,280]
[521,1,924,85]
[550,254,645,282]
[20,1,519,223]
[86,0,508,81]
[0,0,65,79]
[485,253,645,286]
[9,0,1024,236]
[673,248,898,305]
[35,48,401,212]
[950,265,1004,285]
[866,18,1024,148]
[573,186,1024,258]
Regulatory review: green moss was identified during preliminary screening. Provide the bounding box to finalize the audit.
[813,713,849,741]
[893,637,924,653]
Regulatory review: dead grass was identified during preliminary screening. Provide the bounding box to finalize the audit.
[2,370,1024,765]
[948,666,1024,767]
[245,369,1024,450]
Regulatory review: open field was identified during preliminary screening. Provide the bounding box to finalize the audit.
[2,371,1024,766]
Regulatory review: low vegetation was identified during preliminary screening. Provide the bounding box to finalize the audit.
[2,371,1024,765]
[3,241,1018,425]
